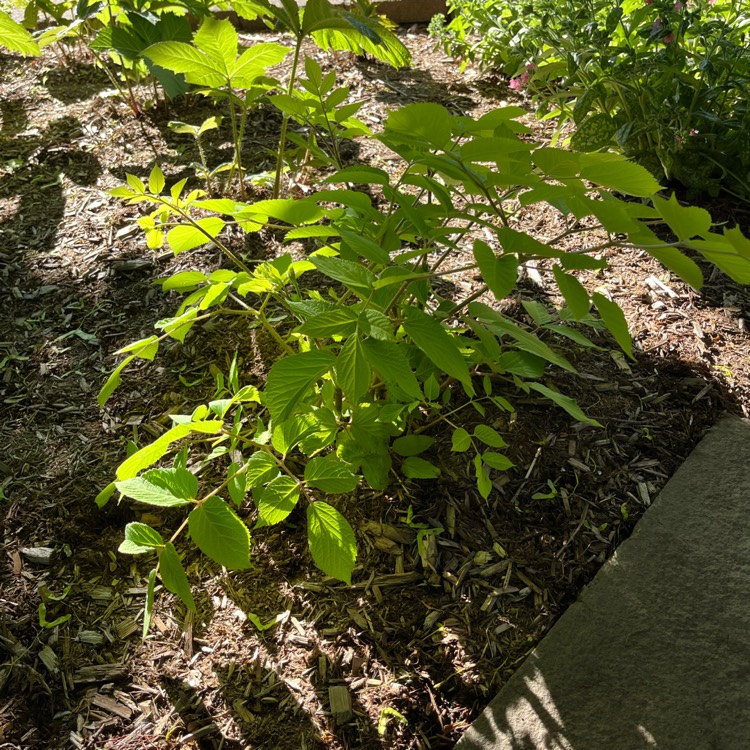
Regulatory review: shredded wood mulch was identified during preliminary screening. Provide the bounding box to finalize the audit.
[1,26,749,750]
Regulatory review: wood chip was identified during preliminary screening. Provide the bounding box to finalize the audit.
[74,664,128,684]
[328,686,352,725]
[91,693,133,719]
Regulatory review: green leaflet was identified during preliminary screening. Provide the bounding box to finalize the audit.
[167,218,226,254]
[401,457,441,479]
[307,501,357,584]
[527,382,602,427]
[188,496,251,569]
[0,10,40,56]
[470,302,575,373]
[304,455,359,494]
[335,335,371,401]
[245,451,281,488]
[264,350,335,422]
[592,292,633,359]
[402,307,473,391]
[116,476,194,508]
[159,543,195,610]
[255,476,300,528]
[451,427,472,452]
[98,355,135,408]
[552,266,590,320]
[473,425,507,448]
[392,435,435,457]
[310,256,376,295]
[296,308,358,337]
[362,338,423,401]
[116,421,223,480]
[481,452,514,471]
[385,102,453,150]
[473,240,518,300]
[119,523,165,554]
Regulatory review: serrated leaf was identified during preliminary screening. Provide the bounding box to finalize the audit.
[451,427,471,452]
[553,266,590,320]
[296,308,358,337]
[0,10,41,56]
[143,467,198,500]
[232,41,290,86]
[527,382,602,426]
[307,501,356,584]
[264,350,335,422]
[592,292,633,358]
[159,542,195,610]
[473,240,518,300]
[148,164,165,194]
[481,452,514,471]
[336,335,371,401]
[189,496,251,569]
[144,41,225,88]
[652,193,711,242]
[392,435,435,457]
[115,335,160,360]
[579,152,662,197]
[385,102,452,149]
[473,425,507,448]
[310,256,376,295]
[401,457,441,479]
[402,307,473,390]
[119,522,164,554]
[162,271,208,292]
[167,218,225,254]
[255,476,300,528]
[304,455,359,494]
[116,477,194,507]
[245,451,280,488]
[362,339,422,401]
[117,421,223,480]
[194,17,237,72]
[227,462,247,507]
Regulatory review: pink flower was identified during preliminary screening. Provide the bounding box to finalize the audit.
[663,31,675,43]
[509,70,532,90]
[689,128,699,137]
[645,0,653,5]
[674,1,683,10]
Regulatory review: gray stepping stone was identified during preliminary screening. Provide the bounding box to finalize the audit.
[456,415,750,750]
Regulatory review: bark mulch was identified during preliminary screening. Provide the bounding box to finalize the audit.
[1,25,749,750]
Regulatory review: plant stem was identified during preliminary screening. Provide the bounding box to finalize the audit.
[273,36,303,199]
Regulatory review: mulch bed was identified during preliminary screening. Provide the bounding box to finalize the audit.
[1,24,749,750]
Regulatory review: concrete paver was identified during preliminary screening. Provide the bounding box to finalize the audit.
[456,415,750,750]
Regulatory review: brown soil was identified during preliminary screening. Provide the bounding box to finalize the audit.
[1,25,749,750]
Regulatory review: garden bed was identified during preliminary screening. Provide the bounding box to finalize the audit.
[1,25,749,750]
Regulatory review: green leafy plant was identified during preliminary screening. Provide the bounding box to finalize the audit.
[100,102,750,629]
[144,17,290,197]
[0,7,40,55]
[228,0,409,196]
[168,116,224,195]
[270,54,372,174]
[432,0,750,198]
